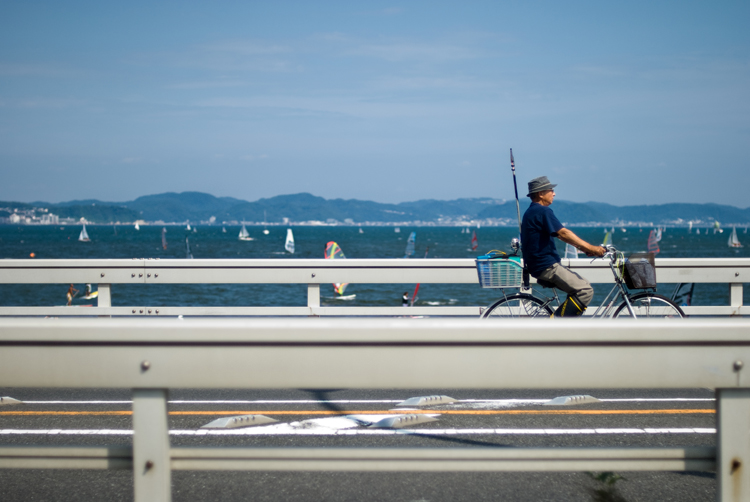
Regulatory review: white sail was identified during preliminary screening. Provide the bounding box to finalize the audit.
[238,224,253,241]
[285,229,295,253]
[186,222,191,231]
[564,243,579,259]
[134,222,140,230]
[728,227,743,248]
[78,224,90,242]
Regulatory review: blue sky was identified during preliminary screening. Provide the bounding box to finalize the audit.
[1,1,748,207]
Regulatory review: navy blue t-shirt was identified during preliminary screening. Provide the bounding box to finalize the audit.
[521,202,564,277]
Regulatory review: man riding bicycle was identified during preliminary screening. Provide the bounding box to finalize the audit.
[521,176,605,317]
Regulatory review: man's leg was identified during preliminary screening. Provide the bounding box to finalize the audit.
[538,263,594,316]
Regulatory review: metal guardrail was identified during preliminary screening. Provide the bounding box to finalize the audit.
[0,318,749,501]
[0,257,747,316]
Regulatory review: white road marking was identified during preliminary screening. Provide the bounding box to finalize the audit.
[19,398,715,405]
[0,428,717,436]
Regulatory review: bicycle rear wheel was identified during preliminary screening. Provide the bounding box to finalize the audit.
[482,293,553,318]
[613,293,686,318]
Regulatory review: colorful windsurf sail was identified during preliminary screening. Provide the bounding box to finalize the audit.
[404,232,416,258]
[470,231,478,251]
[325,241,348,295]
[647,228,661,255]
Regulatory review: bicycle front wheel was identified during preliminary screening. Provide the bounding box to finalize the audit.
[613,293,686,318]
[482,293,553,318]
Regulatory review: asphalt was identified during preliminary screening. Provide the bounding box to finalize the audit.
[0,387,717,501]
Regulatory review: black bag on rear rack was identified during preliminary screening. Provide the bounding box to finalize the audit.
[623,252,657,289]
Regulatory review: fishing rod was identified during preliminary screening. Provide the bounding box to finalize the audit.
[510,148,530,289]
[510,148,522,243]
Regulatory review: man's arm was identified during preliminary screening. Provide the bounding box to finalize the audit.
[555,228,606,257]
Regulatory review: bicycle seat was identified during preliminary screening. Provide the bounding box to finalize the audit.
[536,279,556,289]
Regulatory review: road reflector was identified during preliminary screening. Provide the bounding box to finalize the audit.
[544,395,601,406]
[396,395,457,407]
[201,414,278,429]
[0,397,21,406]
[369,414,439,429]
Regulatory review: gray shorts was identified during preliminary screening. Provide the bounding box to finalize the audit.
[537,262,594,306]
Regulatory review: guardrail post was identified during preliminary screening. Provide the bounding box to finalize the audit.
[717,388,750,502]
[308,284,320,308]
[97,284,111,307]
[132,389,171,502]
[730,284,743,315]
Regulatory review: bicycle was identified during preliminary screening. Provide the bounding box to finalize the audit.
[477,243,685,319]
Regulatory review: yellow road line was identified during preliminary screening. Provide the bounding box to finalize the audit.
[0,409,715,417]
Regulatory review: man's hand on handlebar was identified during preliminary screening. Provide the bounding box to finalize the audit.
[585,245,607,257]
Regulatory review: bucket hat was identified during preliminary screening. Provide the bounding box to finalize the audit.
[526,176,557,197]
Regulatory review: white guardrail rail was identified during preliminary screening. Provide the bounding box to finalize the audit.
[0,318,749,501]
[0,257,747,317]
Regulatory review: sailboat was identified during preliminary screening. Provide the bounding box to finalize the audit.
[78,224,90,242]
[469,231,478,251]
[185,237,193,259]
[359,226,364,234]
[325,242,355,299]
[222,227,227,233]
[134,222,140,231]
[602,228,613,247]
[688,221,693,233]
[186,222,191,231]
[285,229,295,254]
[238,224,253,241]
[713,221,722,234]
[161,227,167,250]
[728,227,743,248]
[263,211,270,235]
[394,227,400,233]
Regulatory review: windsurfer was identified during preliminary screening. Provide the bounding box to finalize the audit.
[66,284,79,306]
[402,292,409,306]
[84,284,92,297]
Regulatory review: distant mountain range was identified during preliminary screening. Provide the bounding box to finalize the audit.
[2,192,749,226]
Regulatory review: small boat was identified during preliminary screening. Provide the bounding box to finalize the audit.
[728,227,743,248]
[285,228,295,253]
[404,232,416,258]
[263,211,270,235]
[134,222,140,231]
[688,221,693,233]
[222,227,227,233]
[238,224,253,241]
[79,224,90,242]
[394,227,400,233]
[161,227,167,250]
[713,221,722,234]
[325,242,353,298]
[359,226,364,234]
[186,222,191,231]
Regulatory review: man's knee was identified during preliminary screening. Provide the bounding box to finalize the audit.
[577,284,594,306]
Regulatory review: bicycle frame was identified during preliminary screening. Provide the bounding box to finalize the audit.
[504,250,639,318]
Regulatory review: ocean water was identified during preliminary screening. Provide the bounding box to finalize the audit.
[1,224,748,310]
